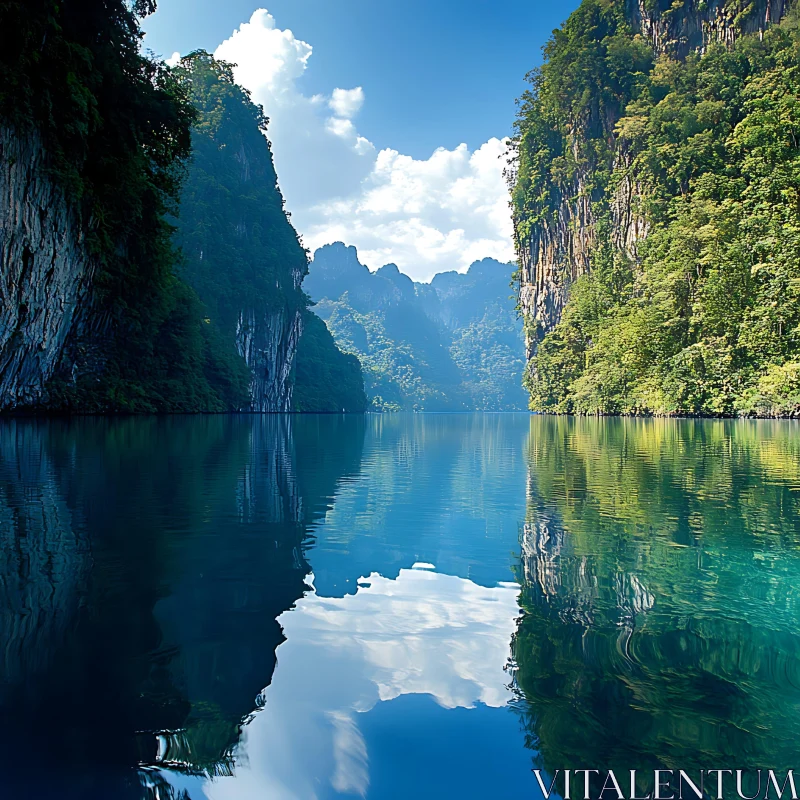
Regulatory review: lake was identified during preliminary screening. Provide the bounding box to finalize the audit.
[1,414,799,799]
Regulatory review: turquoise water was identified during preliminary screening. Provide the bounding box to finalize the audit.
[1,414,800,798]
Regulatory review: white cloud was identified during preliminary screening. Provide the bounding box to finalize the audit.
[211,8,513,282]
[325,116,357,139]
[304,138,514,280]
[211,9,375,212]
[329,87,364,119]
[215,9,312,99]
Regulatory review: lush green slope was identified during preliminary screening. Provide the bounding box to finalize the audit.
[422,261,529,410]
[293,311,368,412]
[512,0,800,416]
[305,243,526,411]
[173,54,308,341]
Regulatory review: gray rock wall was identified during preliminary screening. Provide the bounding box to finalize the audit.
[236,306,303,412]
[0,127,95,409]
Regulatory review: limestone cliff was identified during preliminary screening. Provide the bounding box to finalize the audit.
[0,0,259,414]
[514,0,790,361]
[0,129,97,409]
[235,305,302,413]
[173,54,365,414]
[627,0,788,58]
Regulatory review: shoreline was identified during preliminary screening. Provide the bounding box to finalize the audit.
[0,409,797,420]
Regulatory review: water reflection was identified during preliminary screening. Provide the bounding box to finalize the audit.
[0,415,364,799]
[513,416,800,791]
[2,414,800,798]
[160,565,522,798]
[0,421,91,693]
[305,413,530,595]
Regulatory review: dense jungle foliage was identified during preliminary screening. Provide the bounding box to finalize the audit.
[305,244,526,411]
[513,0,800,416]
[0,0,248,411]
[172,53,367,413]
[172,54,308,337]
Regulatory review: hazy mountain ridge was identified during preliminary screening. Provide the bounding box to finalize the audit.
[305,243,527,411]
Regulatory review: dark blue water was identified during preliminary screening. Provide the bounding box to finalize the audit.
[1,414,800,799]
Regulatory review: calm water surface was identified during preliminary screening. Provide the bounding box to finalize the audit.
[1,414,800,798]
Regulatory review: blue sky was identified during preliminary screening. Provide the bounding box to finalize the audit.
[143,0,580,280]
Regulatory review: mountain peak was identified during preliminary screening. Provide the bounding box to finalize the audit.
[376,263,415,295]
[312,241,361,264]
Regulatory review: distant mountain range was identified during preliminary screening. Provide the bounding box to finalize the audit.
[304,243,527,411]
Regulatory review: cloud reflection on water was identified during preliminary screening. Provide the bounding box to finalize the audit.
[160,565,521,799]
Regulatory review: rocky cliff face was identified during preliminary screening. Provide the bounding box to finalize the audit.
[0,115,309,415]
[627,0,788,58]
[174,54,332,414]
[227,134,307,414]
[0,128,96,409]
[236,305,303,413]
[304,243,412,312]
[516,173,598,359]
[515,0,788,360]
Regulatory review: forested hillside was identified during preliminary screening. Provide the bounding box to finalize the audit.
[511,0,800,416]
[305,243,526,411]
[172,54,366,413]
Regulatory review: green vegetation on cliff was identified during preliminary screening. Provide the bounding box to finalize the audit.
[512,1,652,245]
[293,311,368,412]
[513,0,800,416]
[172,53,367,413]
[306,243,526,411]
[172,54,308,339]
[0,0,246,412]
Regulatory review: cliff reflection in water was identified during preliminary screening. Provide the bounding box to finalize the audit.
[0,415,365,800]
[4,413,800,799]
[513,416,800,785]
